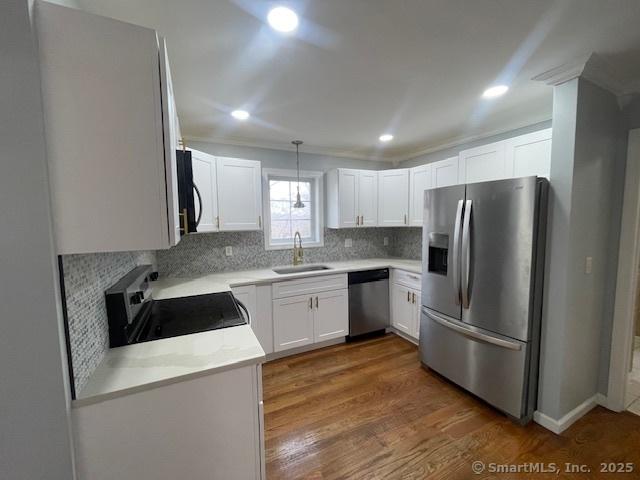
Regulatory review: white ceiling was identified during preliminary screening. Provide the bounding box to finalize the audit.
[76,0,640,161]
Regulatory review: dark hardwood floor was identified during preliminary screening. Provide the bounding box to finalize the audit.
[263,334,640,479]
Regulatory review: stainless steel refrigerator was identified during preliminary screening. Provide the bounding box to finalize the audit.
[419,176,548,422]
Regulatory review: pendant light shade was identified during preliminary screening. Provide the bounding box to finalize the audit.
[292,140,305,209]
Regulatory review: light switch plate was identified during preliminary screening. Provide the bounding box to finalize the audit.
[225,246,233,256]
[383,237,389,246]
[585,256,593,274]
[344,238,352,248]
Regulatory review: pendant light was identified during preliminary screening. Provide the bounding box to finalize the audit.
[292,140,305,208]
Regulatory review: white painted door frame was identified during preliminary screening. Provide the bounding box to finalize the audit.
[607,128,640,411]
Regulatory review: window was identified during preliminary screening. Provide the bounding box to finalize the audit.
[263,169,324,250]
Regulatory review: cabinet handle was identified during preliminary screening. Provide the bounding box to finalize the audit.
[356,215,360,226]
[258,216,262,228]
[404,213,407,225]
[412,292,416,304]
[309,297,313,309]
[216,216,220,229]
[180,208,189,234]
[315,296,319,309]
[407,291,411,302]
[360,215,364,225]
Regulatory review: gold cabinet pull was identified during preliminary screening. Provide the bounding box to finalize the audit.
[309,297,313,309]
[412,292,416,304]
[315,296,319,309]
[179,208,189,234]
[258,215,262,228]
[407,291,411,302]
[356,215,360,226]
[404,213,408,225]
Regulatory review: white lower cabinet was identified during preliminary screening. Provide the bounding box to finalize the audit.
[72,365,264,480]
[391,283,416,337]
[391,270,421,340]
[314,289,349,342]
[273,294,315,352]
[272,275,349,352]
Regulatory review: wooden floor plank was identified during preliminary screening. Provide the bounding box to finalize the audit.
[263,334,640,479]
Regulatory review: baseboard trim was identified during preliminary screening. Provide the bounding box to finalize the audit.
[386,327,418,346]
[265,337,345,362]
[596,393,609,409]
[533,394,599,434]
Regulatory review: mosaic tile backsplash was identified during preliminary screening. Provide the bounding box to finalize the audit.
[63,250,156,393]
[390,228,423,260]
[157,228,403,277]
[63,227,422,394]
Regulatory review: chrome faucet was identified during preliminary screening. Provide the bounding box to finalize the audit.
[293,231,303,266]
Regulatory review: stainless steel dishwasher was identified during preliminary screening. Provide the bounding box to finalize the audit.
[348,269,390,338]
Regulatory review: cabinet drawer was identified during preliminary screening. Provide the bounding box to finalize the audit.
[392,269,421,290]
[272,274,348,299]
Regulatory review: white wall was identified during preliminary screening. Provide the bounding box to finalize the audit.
[538,78,625,420]
[0,1,75,478]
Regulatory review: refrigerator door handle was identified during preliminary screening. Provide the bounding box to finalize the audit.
[461,199,472,308]
[422,308,522,351]
[452,199,464,305]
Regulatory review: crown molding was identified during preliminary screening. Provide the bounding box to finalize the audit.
[182,135,395,162]
[399,116,552,162]
[533,53,640,97]
[185,117,553,165]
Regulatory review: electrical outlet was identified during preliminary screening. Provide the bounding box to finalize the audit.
[225,246,233,256]
[383,237,389,246]
[585,256,593,274]
[344,238,353,248]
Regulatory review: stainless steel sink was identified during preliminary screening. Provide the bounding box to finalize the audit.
[272,265,332,274]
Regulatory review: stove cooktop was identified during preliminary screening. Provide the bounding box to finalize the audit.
[137,291,247,344]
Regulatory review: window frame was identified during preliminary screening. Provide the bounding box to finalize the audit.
[262,168,324,250]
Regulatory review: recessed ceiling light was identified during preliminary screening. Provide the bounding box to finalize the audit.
[231,110,250,121]
[379,134,394,142]
[482,85,509,98]
[267,6,299,33]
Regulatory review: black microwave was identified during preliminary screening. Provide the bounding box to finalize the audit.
[176,149,202,235]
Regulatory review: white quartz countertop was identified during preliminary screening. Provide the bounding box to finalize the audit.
[75,258,420,407]
[75,325,265,407]
[153,258,422,299]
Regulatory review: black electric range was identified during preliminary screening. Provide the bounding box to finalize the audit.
[105,265,248,348]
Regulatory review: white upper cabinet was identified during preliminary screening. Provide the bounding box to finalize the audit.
[336,169,359,228]
[459,141,507,184]
[159,38,181,246]
[190,149,219,233]
[36,2,179,254]
[378,169,410,227]
[358,170,379,227]
[409,165,433,226]
[432,157,460,188]
[504,128,552,179]
[217,157,262,231]
[326,169,378,228]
